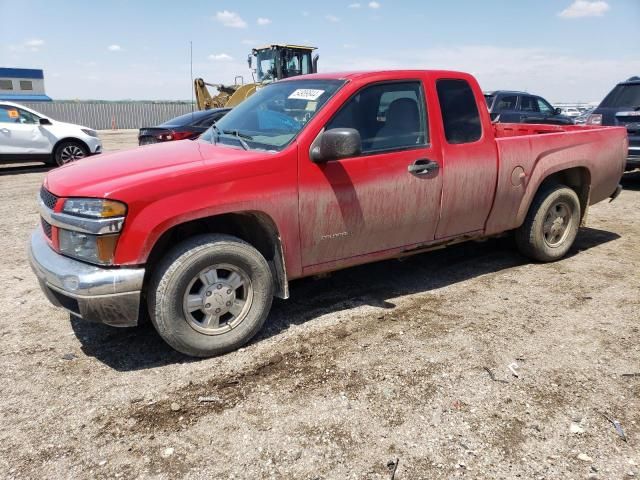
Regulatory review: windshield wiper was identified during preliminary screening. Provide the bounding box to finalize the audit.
[222,129,252,150]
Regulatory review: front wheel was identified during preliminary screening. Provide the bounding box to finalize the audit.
[515,184,581,262]
[53,140,89,166]
[148,234,274,357]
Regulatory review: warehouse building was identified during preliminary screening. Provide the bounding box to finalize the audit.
[0,68,52,102]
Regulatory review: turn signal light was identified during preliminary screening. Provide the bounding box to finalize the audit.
[96,234,120,264]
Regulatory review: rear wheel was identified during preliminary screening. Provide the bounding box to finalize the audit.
[148,234,274,357]
[515,184,581,262]
[53,140,89,166]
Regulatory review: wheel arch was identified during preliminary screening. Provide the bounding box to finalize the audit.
[52,137,91,157]
[519,165,591,227]
[144,211,289,299]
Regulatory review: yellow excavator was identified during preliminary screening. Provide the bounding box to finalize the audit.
[194,44,318,110]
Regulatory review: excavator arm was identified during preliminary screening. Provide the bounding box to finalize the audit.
[194,78,238,110]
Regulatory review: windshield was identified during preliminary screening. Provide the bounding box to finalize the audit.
[256,50,277,83]
[199,79,345,151]
[600,84,640,109]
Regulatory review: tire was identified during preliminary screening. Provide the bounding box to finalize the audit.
[515,184,581,262]
[148,234,274,357]
[53,140,89,166]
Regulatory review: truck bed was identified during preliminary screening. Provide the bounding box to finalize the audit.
[493,122,603,138]
[485,124,627,235]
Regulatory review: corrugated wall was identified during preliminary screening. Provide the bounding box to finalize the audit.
[20,102,196,130]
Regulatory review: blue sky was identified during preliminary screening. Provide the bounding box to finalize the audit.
[1,0,638,102]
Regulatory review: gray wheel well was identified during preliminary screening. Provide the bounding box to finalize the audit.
[52,137,90,156]
[538,167,591,222]
[145,212,288,299]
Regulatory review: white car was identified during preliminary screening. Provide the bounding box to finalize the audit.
[560,107,581,118]
[0,101,102,166]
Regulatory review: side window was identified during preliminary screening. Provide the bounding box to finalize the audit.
[326,81,427,154]
[377,90,418,120]
[0,106,37,124]
[17,108,39,124]
[495,95,517,112]
[285,55,301,76]
[20,80,33,91]
[520,96,539,112]
[436,79,482,144]
[301,54,311,75]
[0,80,13,90]
[0,106,14,123]
[536,98,554,114]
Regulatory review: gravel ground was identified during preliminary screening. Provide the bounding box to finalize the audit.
[0,132,638,479]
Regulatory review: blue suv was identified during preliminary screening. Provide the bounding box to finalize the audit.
[484,90,574,126]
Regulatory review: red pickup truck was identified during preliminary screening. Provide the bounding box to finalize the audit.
[29,70,626,357]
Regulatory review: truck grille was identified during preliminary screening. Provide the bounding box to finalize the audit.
[40,187,59,210]
[41,218,53,239]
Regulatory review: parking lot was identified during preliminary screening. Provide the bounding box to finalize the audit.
[0,132,639,479]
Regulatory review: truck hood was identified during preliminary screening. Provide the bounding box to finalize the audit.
[44,140,263,198]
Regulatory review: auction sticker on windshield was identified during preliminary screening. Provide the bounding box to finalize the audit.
[288,89,325,101]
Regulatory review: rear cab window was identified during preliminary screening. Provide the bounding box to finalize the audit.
[436,79,482,144]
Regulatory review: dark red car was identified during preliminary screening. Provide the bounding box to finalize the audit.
[138,108,230,145]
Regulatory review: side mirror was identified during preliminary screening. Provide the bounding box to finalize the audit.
[39,118,52,125]
[554,107,562,115]
[310,128,361,163]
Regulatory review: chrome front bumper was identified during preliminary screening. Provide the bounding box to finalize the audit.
[28,229,145,327]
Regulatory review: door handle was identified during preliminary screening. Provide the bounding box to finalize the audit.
[0,128,9,133]
[408,159,439,175]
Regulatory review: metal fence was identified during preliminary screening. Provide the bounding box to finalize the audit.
[20,102,196,130]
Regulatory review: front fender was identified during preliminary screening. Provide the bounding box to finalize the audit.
[112,153,302,278]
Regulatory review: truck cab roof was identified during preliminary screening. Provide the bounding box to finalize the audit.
[279,69,474,82]
[484,90,529,96]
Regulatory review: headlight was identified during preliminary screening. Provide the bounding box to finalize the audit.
[58,230,119,265]
[81,128,99,138]
[63,198,126,218]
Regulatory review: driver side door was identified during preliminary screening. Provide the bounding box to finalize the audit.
[297,79,444,270]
